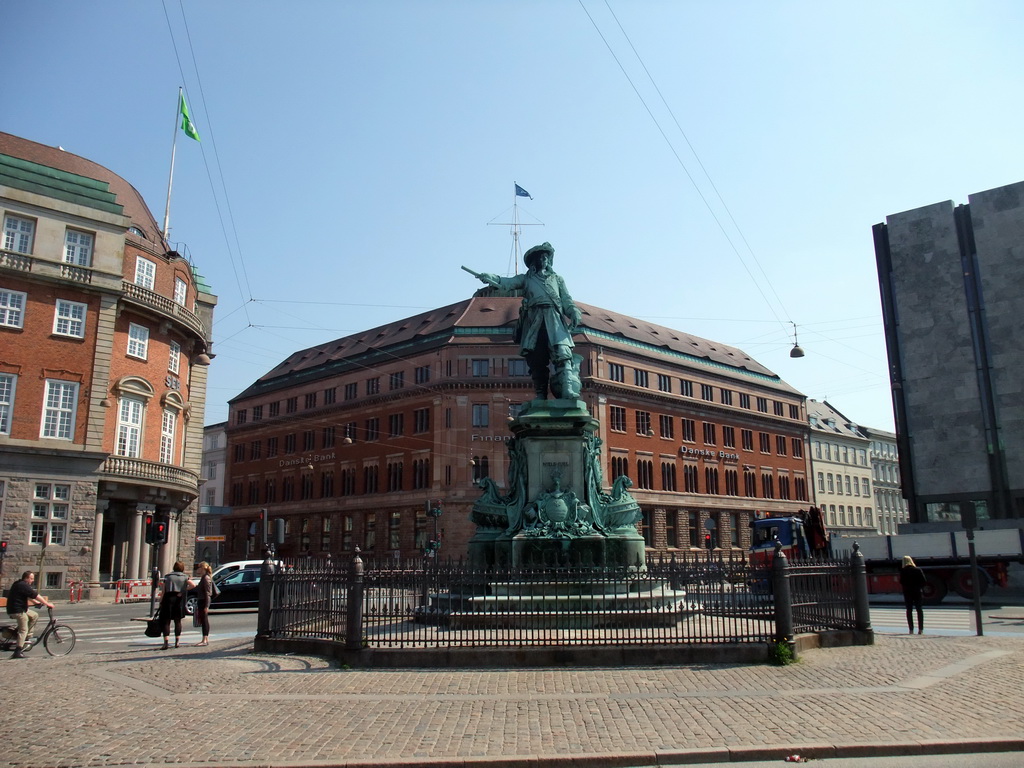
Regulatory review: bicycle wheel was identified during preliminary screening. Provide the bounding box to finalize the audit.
[43,624,77,656]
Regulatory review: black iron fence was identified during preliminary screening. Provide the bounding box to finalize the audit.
[257,543,872,652]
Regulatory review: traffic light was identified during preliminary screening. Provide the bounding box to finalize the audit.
[704,533,713,551]
[144,514,155,544]
[260,508,269,545]
[273,517,285,546]
[0,540,7,556]
[153,519,168,545]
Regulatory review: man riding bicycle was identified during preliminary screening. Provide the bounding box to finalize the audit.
[6,571,54,659]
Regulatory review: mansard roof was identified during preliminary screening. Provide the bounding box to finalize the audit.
[0,132,163,245]
[233,295,796,402]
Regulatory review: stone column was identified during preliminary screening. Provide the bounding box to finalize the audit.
[89,502,107,585]
[126,504,143,581]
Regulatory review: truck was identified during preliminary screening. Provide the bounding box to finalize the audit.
[749,515,1024,603]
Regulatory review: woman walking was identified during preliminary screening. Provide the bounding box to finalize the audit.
[900,555,927,634]
[158,561,194,649]
[194,561,213,646]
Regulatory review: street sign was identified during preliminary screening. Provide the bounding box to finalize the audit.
[196,535,226,542]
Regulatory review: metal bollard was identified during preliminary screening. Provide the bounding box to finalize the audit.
[850,542,873,635]
[772,540,795,651]
[345,548,365,651]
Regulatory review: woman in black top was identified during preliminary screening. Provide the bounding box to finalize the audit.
[899,555,927,634]
[158,561,194,649]
[194,562,213,646]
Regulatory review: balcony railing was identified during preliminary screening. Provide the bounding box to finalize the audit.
[0,249,33,271]
[121,280,206,337]
[99,456,200,493]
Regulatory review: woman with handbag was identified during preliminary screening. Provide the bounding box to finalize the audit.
[193,562,214,646]
[158,561,194,649]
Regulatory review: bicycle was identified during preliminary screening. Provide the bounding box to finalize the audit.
[0,607,77,656]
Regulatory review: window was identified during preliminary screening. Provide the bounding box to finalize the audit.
[725,469,739,496]
[741,429,753,451]
[267,437,278,457]
[160,409,177,463]
[269,401,280,417]
[661,462,677,491]
[116,396,144,456]
[415,364,432,384]
[792,437,803,458]
[0,289,27,328]
[702,422,716,445]
[611,455,629,480]
[744,470,756,496]
[762,473,775,499]
[720,388,733,406]
[609,406,627,432]
[722,425,735,448]
[608,363,624,382]
[365,513,377,548]
[683,464,699,493]
[861,477,870,496]
[303,430,315,451]
[413,457,431,490]
[42,380,78,439]
[366,377,380,395]
[472,455,490,483]
[472,404,489,428]
[507,358,528,377]
[759,432,771,453]
[414,407,430,433]
[322,426,335,448]
[52,300,86,338]
[634,369,649,388]
[127,323,149,359]
[700,384,714,401]
[779,475,791,500]
[827,474,835,492]
[636,459,654,489]
[387,461,404,492]
[818,472,825,492]
[739,393,750,409]
[688,511,699,547]
[756,397,768,413]
[789,404,800,419]
[323,387,336,405]
[31,484,69,547]
[236,409,247,425]
[0,373,15,434]
[64,229,93,266]
[705,467,719,494]
[776,435,787,455]
[343,421,357,442]
[390,371,406,389]
[681,418,695,443]
[680,379,693,397]
[167,341,180,375]
[234,443,245,462]
[472,359,489,377]
[344,382,357,400]
[845,475,852,495]
[284,433,296,453]
[635,410,652,436]
[3,215,35,253]
[173,277,187,306]
[286,396,298,414]
[657,374,672,393]
[773,401,784,416]
[365,417,380,441]
[134,257,156,290]
[389,413,404,437]
[659,414,674,439]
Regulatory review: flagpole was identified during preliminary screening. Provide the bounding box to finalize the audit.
[162,88,182,242]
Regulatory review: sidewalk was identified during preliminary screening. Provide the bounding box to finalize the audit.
[5,632,1023,768]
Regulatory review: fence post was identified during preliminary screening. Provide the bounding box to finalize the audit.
[850,542,873,635]
[256,550,276,639]
[345,547,365,651]
[772,540,795,652]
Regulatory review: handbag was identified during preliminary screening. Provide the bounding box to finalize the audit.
[211,580,220,599]
[144,616,162,638]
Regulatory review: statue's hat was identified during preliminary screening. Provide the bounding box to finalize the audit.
[524,242,554,269]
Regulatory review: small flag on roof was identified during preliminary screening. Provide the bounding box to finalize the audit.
[514,183,532,199]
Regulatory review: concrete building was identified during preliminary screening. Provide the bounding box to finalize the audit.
[861,426,909,535]
[806,399,875,537]
[0,133,216,593]
[874,180,1024,529]
[195,421,229,566]
[220,296,813,562]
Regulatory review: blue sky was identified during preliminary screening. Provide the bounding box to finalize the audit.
[5,1,1024,431]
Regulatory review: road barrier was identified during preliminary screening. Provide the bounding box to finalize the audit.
[114,579,156,603]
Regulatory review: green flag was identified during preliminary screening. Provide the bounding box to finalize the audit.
[179,92,200,141]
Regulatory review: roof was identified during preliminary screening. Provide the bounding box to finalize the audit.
[806,399,868,440]
[0,132,163,245]
[233,295,797,401]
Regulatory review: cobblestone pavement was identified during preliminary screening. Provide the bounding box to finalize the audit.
[3,633,1023,768]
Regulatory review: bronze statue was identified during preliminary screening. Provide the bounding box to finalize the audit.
[466,242,582,400]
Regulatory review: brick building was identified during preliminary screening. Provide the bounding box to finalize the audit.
[0,133,217,593]
[221,295,811,562]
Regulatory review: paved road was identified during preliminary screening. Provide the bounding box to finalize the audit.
[3,611,1023,768]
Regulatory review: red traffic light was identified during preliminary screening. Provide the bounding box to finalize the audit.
[0,540,8,555]
[704,533,713,550]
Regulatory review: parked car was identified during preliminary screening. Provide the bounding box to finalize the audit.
[209,560,265,582]
[185,565,261,615]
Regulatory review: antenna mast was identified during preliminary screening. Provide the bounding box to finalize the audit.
[487,183,543,274]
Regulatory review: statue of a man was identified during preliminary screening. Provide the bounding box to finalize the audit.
[472,243,582,400]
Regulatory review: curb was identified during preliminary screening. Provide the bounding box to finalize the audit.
[131,738,1024,768]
